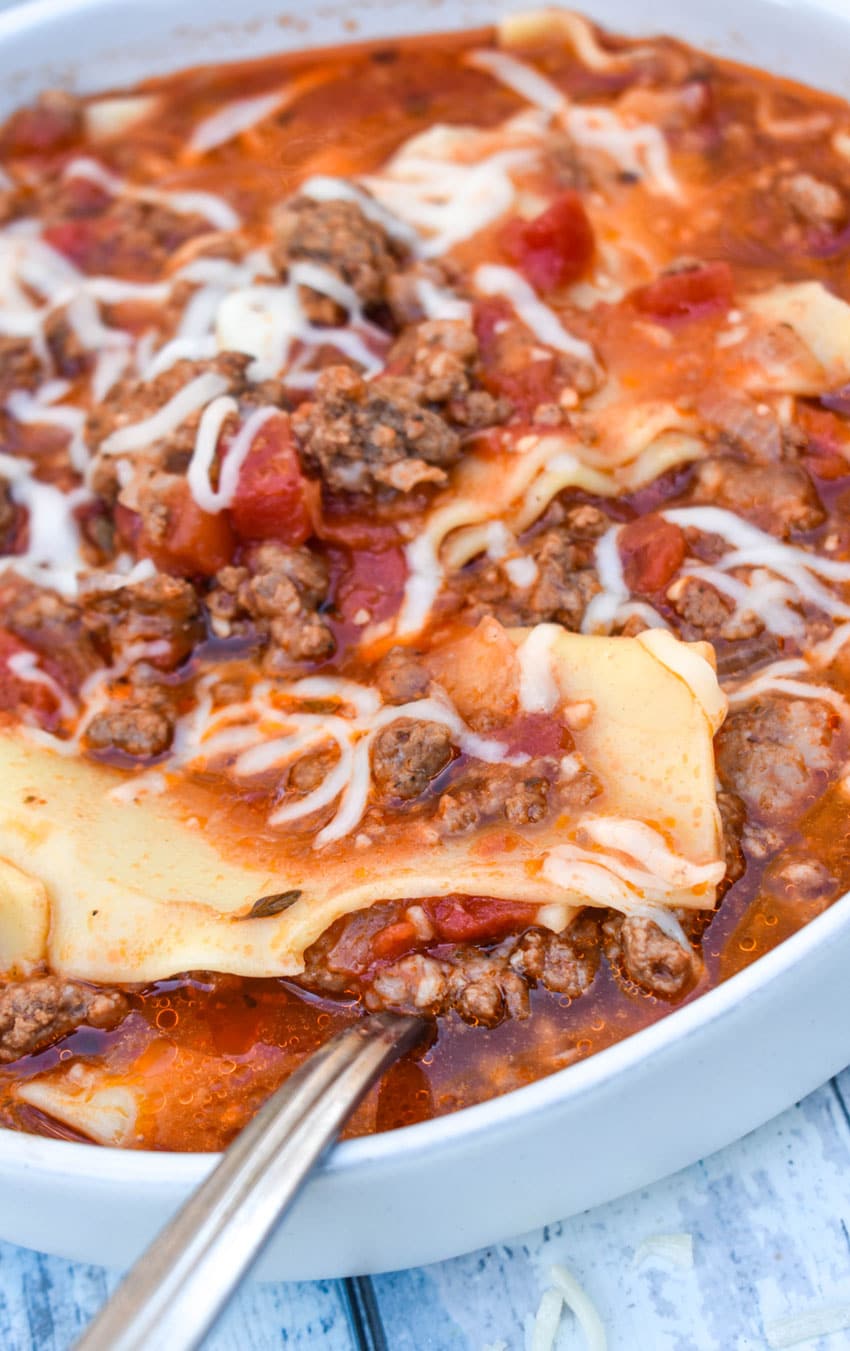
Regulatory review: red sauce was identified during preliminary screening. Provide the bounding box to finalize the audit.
[1,16,850,1151]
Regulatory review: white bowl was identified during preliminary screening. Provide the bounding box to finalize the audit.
[1,0,850,1280]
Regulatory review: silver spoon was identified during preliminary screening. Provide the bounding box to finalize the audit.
[74,1010,426,1351]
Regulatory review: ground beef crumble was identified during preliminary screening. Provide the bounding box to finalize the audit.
[84,683,176,759]
[292,319,507,497]
[206,540,334,669]
[0,335,43,401]
[685,455,824,536]
[389,319,508,428]
[3,580,100,694]
[371,718,454,800]
[82,573,202,671]
[602,913,698,998]
[0,475,19,550]
[293,365,462,496]
[453,508,609,631]
[0,973,127,1063]
[373,647,432,704]
[436,759,560,833]
[301,910,606,1028]
[271,194,407,323]
[716,694,841,819]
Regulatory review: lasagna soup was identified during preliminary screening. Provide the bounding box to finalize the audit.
[0,9,848,1149]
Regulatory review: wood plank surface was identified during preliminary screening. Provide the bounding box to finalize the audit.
[3,1077,850,1349]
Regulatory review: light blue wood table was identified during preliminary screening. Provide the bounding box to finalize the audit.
[3,1067,850,1349]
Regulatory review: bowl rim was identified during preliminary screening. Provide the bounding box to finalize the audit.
[2,890,847,1181]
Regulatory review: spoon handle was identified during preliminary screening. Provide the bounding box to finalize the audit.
[75,1011,424,1351]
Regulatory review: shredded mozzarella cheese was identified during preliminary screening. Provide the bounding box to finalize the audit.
[466,48,565,114]
[5,652,76,721]
[188,403,279,513]
[633,1232,695,1269]
[189,89,290,154]
[467,49,679,197]
[764,1302,850,1349]
[2,472,89,597]
[64,156,240,230]
[475,263,596,364]
[663,506,850,636]
[99,372,230,456]
[7,390,90,472]
[516,624,563,713]
[549,1264,608,1351]
[363,131,537,256]
[168,675,528,848]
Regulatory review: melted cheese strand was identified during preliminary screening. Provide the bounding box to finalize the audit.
[685,565,804,638]
[216,268,383,383]
[566,105,679,198]
[270,740,355,829]
[209,404,279,510]
[475,264,596,363]
[414,276,472,322]
[6,390,90,472]
[582,524,626,634]
[580,817,724,889]
[173,677,528,848]
[467,49,678,197]
[364,139,536,257]
[314,737,372,847]
[5,651,76,721]
[186,395,239,511]
[99,372,230,456]
[3,475,89,597]
[398,531,444,638]
[580,527,669,636]
[516,623,562,713]
[188,89,290,154]
[299,174,420,250]
[65,156,240,231]
[543,853,636,908]
[287,676,383,718]
[664,506,850,633]
[665,506,850,582]
[727,672,850,718]
[466,48,565,113]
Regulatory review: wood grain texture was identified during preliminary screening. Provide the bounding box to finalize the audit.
[0,1253,354,1351]
[3,1077,850,1349]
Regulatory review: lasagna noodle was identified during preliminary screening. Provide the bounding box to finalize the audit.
[0,627,725,984]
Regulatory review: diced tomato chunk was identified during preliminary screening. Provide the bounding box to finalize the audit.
[134,479,234,578]
[631,262,733,321]
[0,101,81,156]
[502,712,568,759]
[331,543,407,631]
[371,920,420,962]
[797,404,850,479]
[229,413,317,545]
[428,896,538,944]
[315,506,400,550]
[501,191,595,292]
[0,631,61,724]
[618,514,686,594]
[473,297,560,417]
[41,220,100,270]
